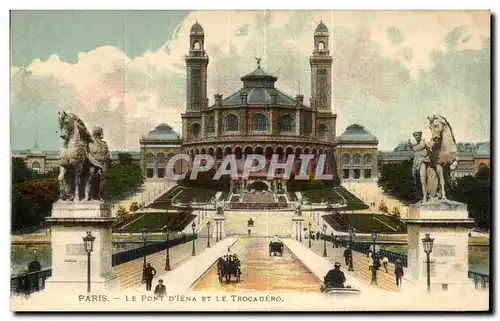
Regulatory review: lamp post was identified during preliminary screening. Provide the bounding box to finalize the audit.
[322,224,327,257]
[422,233,434,293]
[215,221,219,242]
[141,229,148,283]
[331,232,334,248]
[163,227,171,271]
[370,231,378,285]
[348,227,355,271]
[191,221,196,256]
[207,221,211,248]
[308,222,312,248]
[295,221,298,241]
[299,221,302,242]
[82,231,95,294]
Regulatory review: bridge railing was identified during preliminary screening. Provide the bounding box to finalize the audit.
[468,271,490,289]
[10,234,198,296]
[10,268,52,296]
[111,234,197,266]
[323,235,488,287]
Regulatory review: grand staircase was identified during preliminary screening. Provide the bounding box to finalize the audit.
[224,210,294,237]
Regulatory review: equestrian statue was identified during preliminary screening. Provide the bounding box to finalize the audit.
[57,111,110,202]
[412,115,458,202]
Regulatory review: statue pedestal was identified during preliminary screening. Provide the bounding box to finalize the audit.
[213,215,226,239]
[404,200,475,292]
[45,201,118,293]
[292,216,305,241]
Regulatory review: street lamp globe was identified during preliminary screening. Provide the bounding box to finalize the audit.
[83,231,96,253]
[371,232,378,242]
[192,221,196,232]
[348,227,355,237]
[322,224,327,233]
[308,221,312,229]
[422,233,434,254]
[207,221,211,229]
[141,229,148,241]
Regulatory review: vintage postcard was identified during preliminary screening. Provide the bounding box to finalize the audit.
[9,10,490,312]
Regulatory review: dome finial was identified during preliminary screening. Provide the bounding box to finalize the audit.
[255,57,262,68]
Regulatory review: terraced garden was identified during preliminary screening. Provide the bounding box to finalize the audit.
[301,186,369,210]
[119,213,196,232]
[322,213,406,234]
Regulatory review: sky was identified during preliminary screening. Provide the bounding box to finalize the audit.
[10,10,491,151]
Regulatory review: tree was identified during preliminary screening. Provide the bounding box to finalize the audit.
[12,157,33,184]
[377,159,419,204]
[378,201,389,214]
[101,164,144,200]
[117,152,133,165]
[129,202,140,212]
[450,167,491,229]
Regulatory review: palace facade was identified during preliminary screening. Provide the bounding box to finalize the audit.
[180,21,338,192]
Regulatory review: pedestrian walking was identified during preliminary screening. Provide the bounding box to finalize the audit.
[382,256,389,273]
[343,246,352,266]
[394,259,404,289]
[144,263,157,291]
[154,279,166,298]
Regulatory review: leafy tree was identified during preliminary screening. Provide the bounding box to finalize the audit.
[450,166,491,229]
[12,157,33,184]
[117,152,133,165]
[377,159,419,204]
[378,201,389,214]
[101,164,144,200]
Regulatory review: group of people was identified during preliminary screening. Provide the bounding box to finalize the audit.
[143,263,167,298]
[218,253,242,280]
[323,250,406,290]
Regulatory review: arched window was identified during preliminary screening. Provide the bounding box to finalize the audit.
[206,116,215,134]
[191,123,201,140]
[157,153,166,166]
[280,114,296,132]
[252,113,268,131]
[192,41,201,50]
[224,114,239,132]
[146,153,154,165]
[318,41,325,50]
[364,154,373,167]
[318,124,328,139]
[32,162,41,174]
[342,154,350,166]
[353,154,362,166]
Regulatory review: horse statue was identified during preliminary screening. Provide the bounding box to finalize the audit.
[413,115,458,202]
[57,111,109,202]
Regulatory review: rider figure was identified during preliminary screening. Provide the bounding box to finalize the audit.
[324,262,346,288]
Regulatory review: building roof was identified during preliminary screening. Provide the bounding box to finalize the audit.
[315,21,329,34]
[337,124,378,143]
[190,22,204,35]
[144,124,182,140]
[220,65,297,107]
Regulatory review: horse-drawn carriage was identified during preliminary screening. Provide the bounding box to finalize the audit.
[247,218,254,227]
[269,240,284,256]
[217,256,241,283]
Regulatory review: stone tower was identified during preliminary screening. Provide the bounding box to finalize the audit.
[309,21,333,112]
[183,21,209,142]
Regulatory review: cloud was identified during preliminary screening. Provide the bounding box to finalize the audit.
[10,10,490,150]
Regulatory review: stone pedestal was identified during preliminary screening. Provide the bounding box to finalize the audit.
[213,215,226,239]
[404,200,475,292]
[292,216,305,241]
[45,201,118,293]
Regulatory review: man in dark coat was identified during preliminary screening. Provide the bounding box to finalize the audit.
[154,279,166,298]
[323,262,346,288]
[144,263,157,291]
[394,259,404,289]
[343,246,352,266]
